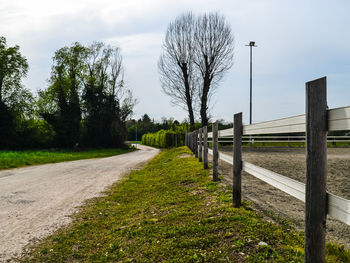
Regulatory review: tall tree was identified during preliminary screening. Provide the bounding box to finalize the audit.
[39,42,87,147]
[38,41,136,148]
[194,13,234,126]
[0,36,31,148]
[0,36,29,107]
[82,42,136,147]
[158,13,197,131]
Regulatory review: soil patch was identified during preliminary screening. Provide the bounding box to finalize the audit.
[214,147,350,248]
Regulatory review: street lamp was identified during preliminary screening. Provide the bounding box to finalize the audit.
[245,41,257,125]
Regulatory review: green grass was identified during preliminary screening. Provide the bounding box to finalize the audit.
[19,147,349,262]
[0,148,134,170]
[129,140,142,144]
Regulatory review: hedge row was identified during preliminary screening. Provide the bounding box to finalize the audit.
[141,130,185,148]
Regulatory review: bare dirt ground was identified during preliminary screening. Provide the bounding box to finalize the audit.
[0,145,159,262]
[215,147,350,249]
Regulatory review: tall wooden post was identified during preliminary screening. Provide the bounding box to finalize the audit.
[203,126,208,169]
[199,128,203,162]
[185,132,188,147]
[193,132,196,153]
[305,77,327,263]
[212,121,219,181]
[191,132,194,152]
[233,113,242,208]
[192,132,195,153]
[195,130,198,158]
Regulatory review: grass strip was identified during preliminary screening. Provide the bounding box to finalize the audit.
[0,148,134,170]
[19,147,350,262]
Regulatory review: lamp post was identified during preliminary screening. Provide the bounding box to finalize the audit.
[245,41,257,125]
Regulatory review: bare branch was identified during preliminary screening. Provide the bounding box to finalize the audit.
[194,12,234,126]
[158,12,197,130]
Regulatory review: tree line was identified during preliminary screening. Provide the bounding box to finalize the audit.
[0,37,136,149]
[159,12,234,131]
[1,12,233,149]
[126,113,232,142]
[127,114,187,141]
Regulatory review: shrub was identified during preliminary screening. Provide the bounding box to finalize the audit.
[141,129,185,148]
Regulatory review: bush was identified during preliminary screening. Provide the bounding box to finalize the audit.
[141,129,185,148]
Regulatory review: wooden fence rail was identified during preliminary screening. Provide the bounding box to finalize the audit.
[186,76,350,263]
[207,106,350,139]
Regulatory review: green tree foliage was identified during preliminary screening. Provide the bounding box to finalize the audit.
[0,37,136,150]
[0,103,16,148]
[82,42,136,147]
[0,36,30,110]
[0,36,34,148]
[38,42,136,148]
[132,115,232,148]
[127,114,189,141]
[38,43,87,148]
[142,130,185,148]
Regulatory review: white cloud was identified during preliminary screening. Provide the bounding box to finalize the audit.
[104,32,163,56]
[1,0,350,122]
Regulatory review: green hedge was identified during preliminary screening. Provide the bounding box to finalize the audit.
[141,130,185,148]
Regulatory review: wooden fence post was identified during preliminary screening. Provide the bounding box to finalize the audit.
[195,130,198,158]
[199,128,203,162]
[191,132,194,152]
[233,113,242,208]
[305,77,327,263]
[203,126,208,169]
[185,131,188,147]
[213,121,219,181]
[192,132,196,153]
[192,132,195,153]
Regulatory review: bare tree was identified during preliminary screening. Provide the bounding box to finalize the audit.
[158,13,197,131]
[194,13,234,126]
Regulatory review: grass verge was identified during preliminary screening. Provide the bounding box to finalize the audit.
[129,141,142,144]
[0,148,134,170]
[19,147,349,262]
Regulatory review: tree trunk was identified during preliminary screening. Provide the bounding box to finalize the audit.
[200,76,210,127]
[182,64,195,131]
[188,103,195,131]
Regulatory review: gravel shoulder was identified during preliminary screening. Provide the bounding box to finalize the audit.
[215,147,350,249]
[0,145,159,262]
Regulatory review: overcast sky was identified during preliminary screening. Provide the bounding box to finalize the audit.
[1,0,349,124]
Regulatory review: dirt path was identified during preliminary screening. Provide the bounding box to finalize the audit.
[214,147,350,249]
[0,145,159,262]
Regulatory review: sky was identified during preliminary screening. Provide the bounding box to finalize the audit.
[1,0,349,124]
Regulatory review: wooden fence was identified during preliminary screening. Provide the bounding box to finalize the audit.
[185,77,350,263]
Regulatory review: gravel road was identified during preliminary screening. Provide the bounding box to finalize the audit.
[0,145,159,262]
